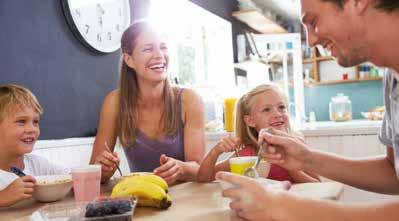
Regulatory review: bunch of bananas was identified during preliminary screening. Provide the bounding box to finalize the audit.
[111,173,172,209]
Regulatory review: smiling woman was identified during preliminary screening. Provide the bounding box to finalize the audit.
[89,21,206,186]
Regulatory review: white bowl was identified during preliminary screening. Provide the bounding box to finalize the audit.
[218,177,289,192]
[33,175,73,202]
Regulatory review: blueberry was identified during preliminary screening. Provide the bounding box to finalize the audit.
[85,203,96,217]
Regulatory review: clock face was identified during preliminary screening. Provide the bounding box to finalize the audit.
[62,0,131,53]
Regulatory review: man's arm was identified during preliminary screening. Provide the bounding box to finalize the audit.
[280,191,399,221]
[304,147,399,194]
[217,171,399,221]
[261,131,399,194]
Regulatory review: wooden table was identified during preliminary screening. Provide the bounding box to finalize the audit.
[0,181,344,221]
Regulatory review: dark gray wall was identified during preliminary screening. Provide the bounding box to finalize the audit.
[0,0,238,139]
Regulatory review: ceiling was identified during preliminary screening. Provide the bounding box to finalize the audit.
[250,0,301,20]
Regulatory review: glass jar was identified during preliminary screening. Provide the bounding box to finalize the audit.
[329,93,352,122]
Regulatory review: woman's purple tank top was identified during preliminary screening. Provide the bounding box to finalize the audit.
[123,89,185,172]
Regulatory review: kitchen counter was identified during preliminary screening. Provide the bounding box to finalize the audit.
[301,119,382,136]
[206,120,382,140]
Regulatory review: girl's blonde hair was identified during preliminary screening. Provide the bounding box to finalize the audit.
[118,21,178,147]
[235,83,294,147]
[0,84,43,123]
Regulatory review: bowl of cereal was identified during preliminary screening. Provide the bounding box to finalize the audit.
[33,174,73,202]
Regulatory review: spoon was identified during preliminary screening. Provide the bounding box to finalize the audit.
[10,166,26,177]
[243,141,267,178]
[104,142,123,176]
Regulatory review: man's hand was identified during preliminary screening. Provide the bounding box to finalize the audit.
[216,171,290,221]
[259,129,311,171]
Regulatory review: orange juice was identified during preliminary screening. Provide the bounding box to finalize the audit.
[71,165,101,203]
[224,98,237,132]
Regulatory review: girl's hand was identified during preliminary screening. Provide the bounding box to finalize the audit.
[154,154,184,185]
[94,150,120,181]
[214,136,241,155]
[1,176,36,207]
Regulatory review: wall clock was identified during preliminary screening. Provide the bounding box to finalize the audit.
[61,0,131,53]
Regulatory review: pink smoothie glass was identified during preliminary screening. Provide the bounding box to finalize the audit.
[71,165,101,203]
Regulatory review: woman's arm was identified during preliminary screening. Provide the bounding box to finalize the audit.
[89,90,120,182]
[179,88,206,181]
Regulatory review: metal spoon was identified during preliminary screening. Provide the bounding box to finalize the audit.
[243,141,267,178]
[104,142,123,176]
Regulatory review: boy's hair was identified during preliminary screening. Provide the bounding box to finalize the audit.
[0,84,43,123]
[235,83,294,147]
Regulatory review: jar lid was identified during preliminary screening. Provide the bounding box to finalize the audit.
[331,93,350,102]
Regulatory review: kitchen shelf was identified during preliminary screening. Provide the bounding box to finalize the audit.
[303,56,334,64]
[307,77,382,86]
[232,10,287,34]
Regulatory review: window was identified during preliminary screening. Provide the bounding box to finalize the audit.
[148,0,235,97]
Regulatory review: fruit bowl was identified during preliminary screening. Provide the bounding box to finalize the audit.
[33,174,73,202]
[361,111,384,120]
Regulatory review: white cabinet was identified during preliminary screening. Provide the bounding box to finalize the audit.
[301,121,396,203]
[305,134,385,158]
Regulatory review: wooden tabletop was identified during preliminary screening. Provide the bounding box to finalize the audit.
[0,181,344,221]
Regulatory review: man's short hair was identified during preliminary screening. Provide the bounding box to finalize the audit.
[323,0,399,12]
[0,84,43,123]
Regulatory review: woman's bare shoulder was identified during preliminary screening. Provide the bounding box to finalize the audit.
[101,89,121,113]
[104,89,120,104]
[177,87,202,104]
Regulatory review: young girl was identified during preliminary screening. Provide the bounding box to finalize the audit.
[197,84,319,183]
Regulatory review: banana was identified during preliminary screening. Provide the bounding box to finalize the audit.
[111,178,172,209]
[118,173,168,193]
[134,174,168,193]
[137,194,172,209]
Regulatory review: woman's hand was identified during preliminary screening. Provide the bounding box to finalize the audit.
[154,154,184,185]
[259,129,311,171]
[213,136,241,155]
[94,150,120,182]
[0,176,36,207]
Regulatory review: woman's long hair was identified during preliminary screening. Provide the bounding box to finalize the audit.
[118,21,178,147]
[235,83,295,147]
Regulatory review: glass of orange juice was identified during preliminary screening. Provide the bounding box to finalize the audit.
[224,98,237,132]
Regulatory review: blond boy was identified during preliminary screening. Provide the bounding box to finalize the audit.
[0,84,67,207]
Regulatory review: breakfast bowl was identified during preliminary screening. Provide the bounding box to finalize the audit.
[33,174,73,202]
[218,176,291,192]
